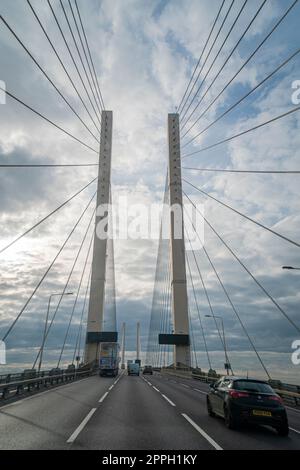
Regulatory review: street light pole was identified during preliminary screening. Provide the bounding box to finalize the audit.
[38,292,73,374]
[205,314,230,375]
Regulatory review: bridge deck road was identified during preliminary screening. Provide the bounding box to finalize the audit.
[0,371,299,450]
[70,373,214,450]
[0,374,116,450]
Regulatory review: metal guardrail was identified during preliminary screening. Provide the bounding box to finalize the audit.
[0,367,97,400]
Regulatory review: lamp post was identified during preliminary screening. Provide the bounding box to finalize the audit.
[38,292,73,374]
[205,314,231,375]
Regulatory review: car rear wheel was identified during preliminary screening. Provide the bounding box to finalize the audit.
[207,398,215,417]
[224,406,238,430]
[277,423,289,437]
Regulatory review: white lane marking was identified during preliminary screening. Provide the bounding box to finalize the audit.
[98,392,109,403]
[108,385,114,391]
[162,394,176,407]
[286,406,300,414]
[180,383,190,389]
[67,408,97,443]
[193,388,207,395]
[153,386,160,392]
[182,413,223,451]
[289,427,300,435]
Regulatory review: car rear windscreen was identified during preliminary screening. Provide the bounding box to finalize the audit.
[234,381,274,393]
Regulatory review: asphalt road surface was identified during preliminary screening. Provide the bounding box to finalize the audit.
[0,372,299,450]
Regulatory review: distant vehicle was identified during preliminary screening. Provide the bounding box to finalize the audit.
[99,342,120,377]
[135,359,141,366]
[128,362,140,376]
[206,376,289,436]
[143,365,153,375]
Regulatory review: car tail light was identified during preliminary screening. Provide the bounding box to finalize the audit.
[229,390,249,399]
[268,395,283,404]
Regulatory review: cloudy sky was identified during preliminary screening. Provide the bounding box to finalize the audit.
[0,0,300,383]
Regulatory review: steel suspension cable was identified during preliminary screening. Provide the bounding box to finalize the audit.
[74,0,105,110]
[184,191,300,336]
[177,0,225,114]
[57,217,95,368]
[0,14,100,144]
[181,0,247,124]
[180,0,235,121]
[2,191,96,342]
[59,0,102,118]
[182,167,300,174]
[0,163,98,168]
[47,0,101,127]
[183,178,300,249]
[68,0,103,113]
[0,177,97,255]
[72,266,92,365]
[185,235,229,365]
[183,199,272,378]
[183,47,300,147]
[186,252,212,370]
[182,106,300,158]
[0,86,98,154]
[32,201,97,369]
[182,0,298,137]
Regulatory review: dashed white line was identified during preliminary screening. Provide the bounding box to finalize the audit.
[98,392,109,403]
[180,383,190,389]
[289,427,300,435]
[67,408,97,443]
[182,413,223,451]
[108,385,114,391]
[162,394,176,407]
[193,388,207,395]
[153,386,160,392]
[286,406,300,414]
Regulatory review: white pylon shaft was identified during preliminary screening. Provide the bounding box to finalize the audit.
[84,111,113,364]
[168,113,190,368]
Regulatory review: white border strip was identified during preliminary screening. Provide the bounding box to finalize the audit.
[67,408,97,443]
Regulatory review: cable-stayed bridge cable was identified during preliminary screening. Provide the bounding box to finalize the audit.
[183,191,300,336]
[32,200,97,369]
[177,0,225,114]
[74,0,105,110]
[0,177,97,255]
[57,216,95,368]
[182,47,300,147]
[47,0,101,127]
[183,178,300,249]
[180,0,247,124]
[1,191,96,342]
[0,86,98,154]
[183,201,272,378]
[0,14,100,144]
[180,0,235,121]
[26,0,101,136]
[182,0,298,137]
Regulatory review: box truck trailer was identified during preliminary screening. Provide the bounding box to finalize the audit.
[99,342,120,377]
